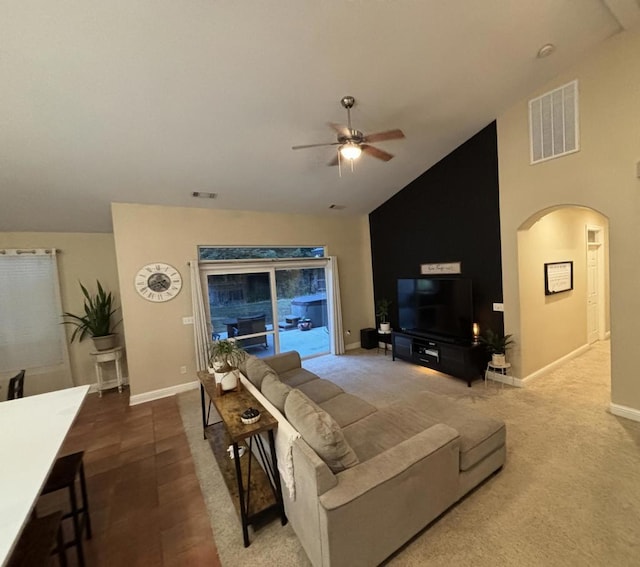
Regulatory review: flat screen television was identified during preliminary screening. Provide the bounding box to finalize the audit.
[397,277,473,342]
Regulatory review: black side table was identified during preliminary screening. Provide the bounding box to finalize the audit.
[378,330,392,355]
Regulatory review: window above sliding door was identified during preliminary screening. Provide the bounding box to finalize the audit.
[198,246,325,261]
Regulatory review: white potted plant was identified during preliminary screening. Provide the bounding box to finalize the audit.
[208,338,247,392]
[480,329,515,366]
[62,280,120,351]
[376,298,392,333]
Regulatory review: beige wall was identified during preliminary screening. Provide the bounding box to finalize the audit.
[111,203,374,399]
[0,232,121,394]
[517,207,609,376]
[497,28,640,410]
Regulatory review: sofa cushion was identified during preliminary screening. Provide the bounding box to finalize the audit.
[261,372,291,413]
[319,393,377,428]
[242,356,273,389]
[279,367,319,388]
[395,391,506,471]
[285,390,359,473]
[263,350,301,375]
[297,379,344,404]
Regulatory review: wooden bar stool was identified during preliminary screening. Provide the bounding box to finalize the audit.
[42,452,92,566]
[8,511,67,567]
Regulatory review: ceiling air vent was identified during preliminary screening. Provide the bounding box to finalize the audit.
[329,204,346,210]
[529,80,579,164]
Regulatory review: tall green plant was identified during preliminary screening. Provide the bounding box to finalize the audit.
[376,298,392,323]
[63,280,119,342]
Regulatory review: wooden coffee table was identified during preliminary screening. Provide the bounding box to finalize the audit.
[198,372,286,546]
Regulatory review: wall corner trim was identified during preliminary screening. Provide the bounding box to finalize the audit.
[129,380,199,406]
[609,403,640,423]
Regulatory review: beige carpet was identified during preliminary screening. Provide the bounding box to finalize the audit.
[178,341,640,566]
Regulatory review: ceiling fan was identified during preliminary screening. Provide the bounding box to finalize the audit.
[292,96,405,166]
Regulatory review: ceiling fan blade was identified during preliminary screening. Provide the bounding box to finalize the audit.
[328,122,351,138]
[292,142,340,150]
[328,154,340,167]
[363,129,405,143]
[362,144,394,162]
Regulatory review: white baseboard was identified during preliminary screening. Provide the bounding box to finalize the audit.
[129,380,199,406]
[520,343,591,385]
[609,403,640,423]
[345,341,361,351]
[485,371,523,388]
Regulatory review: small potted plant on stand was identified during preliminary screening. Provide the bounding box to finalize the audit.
[63,280,120,351]
[480,329,515,366]
[376,298,392,333]
[208,338,247,394]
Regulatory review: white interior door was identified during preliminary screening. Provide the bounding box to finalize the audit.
[587,245,599,344]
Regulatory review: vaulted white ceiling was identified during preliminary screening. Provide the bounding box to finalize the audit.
[2,1,639,232]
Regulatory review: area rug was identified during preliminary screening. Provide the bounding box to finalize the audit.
[178,342,640,566]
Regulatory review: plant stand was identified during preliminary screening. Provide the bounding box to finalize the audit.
[90,346,125,397]
[485,361,512,388]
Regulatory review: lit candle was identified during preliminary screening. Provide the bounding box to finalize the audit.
[472,323,480,338]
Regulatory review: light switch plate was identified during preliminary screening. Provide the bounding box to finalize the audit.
[182,316,194,325]
[493,303,504,312]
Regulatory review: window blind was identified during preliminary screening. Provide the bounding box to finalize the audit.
[0,250,67,373]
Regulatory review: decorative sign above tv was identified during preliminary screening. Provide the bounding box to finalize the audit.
[544,261,573,295]
[420,262,461,275]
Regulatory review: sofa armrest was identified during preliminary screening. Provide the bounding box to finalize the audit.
[319,423,460,511]
[264,350,302,375]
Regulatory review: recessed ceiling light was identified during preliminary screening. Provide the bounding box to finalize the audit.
[192,191,217,199]
[537,43,556,58]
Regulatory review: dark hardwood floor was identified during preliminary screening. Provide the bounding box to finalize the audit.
[37,388,222,566]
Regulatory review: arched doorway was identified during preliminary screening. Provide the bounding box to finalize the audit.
[516,205,610,382]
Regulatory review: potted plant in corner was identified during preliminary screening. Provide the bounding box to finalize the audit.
[63,280,120,351]
[376,298,392,333]
[480,329,515,366]
[208,338,247,393]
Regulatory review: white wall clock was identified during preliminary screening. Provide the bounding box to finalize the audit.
[135,262,182,302]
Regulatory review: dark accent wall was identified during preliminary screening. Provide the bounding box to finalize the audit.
[369,121,504,337]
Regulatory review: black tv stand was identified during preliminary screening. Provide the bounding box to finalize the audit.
[391,330,486,386]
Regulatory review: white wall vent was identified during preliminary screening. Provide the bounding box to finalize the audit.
[529,80,579,164]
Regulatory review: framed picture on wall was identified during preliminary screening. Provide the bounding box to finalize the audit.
[544,261,573,295]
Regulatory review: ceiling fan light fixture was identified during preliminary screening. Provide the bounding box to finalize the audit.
[339,142,362,160]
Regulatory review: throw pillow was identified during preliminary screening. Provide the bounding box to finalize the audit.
[284,389,359,473]
[261,372,291,414]
[243,355,273,389]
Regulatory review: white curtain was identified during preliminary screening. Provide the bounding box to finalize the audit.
[327,256,345,354]
[0,249,71,381]
[189,261,210,372]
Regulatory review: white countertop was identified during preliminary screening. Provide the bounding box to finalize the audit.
[0,385,90,566]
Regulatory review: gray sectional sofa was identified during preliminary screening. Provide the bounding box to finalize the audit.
[238,351,506,567]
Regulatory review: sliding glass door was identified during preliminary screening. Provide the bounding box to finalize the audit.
[202,262,330,359]
[275,267,329,357]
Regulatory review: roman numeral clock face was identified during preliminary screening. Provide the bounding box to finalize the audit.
[135,263,183,302]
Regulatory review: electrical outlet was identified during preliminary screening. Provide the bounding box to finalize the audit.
[493,303,504,312]
[182,316,194,325]
[180,366,187,374]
